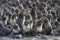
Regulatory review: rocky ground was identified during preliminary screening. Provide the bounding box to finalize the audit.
[0,35,60,40]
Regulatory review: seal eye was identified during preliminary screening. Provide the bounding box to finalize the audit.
[25,15,30,20]
[44,19,48,23]
[24,21,29,25]
[30,20,32,23]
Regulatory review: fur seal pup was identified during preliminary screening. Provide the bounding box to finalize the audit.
[22,12,33,36]
[41,17,52,35]
[11,23,20,35]
[0,21,12,36]
[16,11,33,36]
